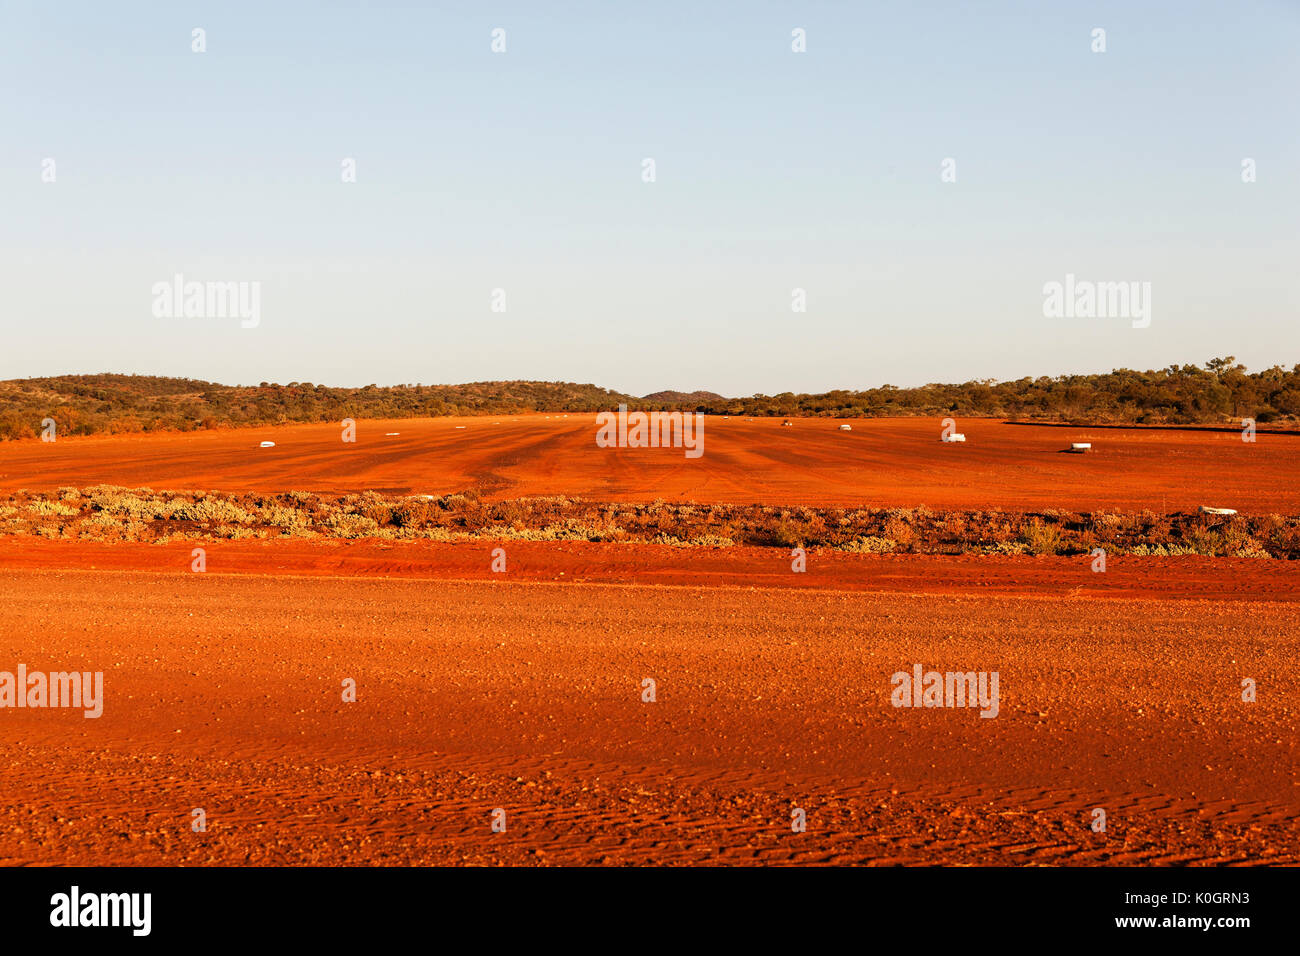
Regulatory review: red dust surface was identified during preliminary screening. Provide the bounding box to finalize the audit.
[1,537,1298,603]
[0,416,1296,866]
[0,564,1295,866]
[2,415,1296,512]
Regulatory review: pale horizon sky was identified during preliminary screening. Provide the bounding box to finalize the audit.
[3,1,1298,396]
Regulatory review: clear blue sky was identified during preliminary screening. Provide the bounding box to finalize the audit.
[3,1,1297,396]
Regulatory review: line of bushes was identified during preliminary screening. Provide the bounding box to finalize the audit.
[2,487,1297,558]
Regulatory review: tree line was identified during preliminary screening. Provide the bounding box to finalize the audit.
[1,358,1295,440]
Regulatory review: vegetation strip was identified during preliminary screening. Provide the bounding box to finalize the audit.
[4,486,1297,558]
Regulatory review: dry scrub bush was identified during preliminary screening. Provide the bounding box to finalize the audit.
[79,514,123,538]
[391,499,433,528]
[491,500,527,527]
[1129,543,1199,557]
[1092,512,1119,531]
[650,533,688,546]
[688,533,734,547]
[359,502,394,526]
[169,496,253,524]
[991,540,1029,555]
[280,526,321,539]
[1265,520,1300,556]
[1181,526,1221,556]
[1144,513,1174,540]
[1021,518,1063,555]
[1218,521,1254,556]
[983,520,1017,545]
[754,515,804,548]
[261,506,308,529]
[883,516,916,547]
[26,500,80,517]
[841,535,897,554]
[88,491,160,521]
[326,514,381,538]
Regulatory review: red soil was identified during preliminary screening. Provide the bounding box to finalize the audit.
[0,565,1294,866]
[3,415,1295,512]
[2,537,1298,603]
[1,417,1295,866]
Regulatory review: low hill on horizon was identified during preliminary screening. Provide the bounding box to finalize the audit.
[2,359,1298,440]
[641,389,728,404]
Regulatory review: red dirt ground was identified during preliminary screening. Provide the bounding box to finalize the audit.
[3,415,1296,512]
[0,417,1296,866]
[2,538,1299,603]
[0,566,1295,866]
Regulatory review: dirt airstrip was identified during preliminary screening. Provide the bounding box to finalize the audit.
[0,416,1295,865]
[4,415,1298,512]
